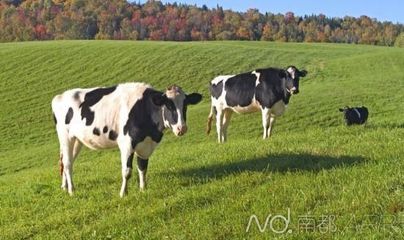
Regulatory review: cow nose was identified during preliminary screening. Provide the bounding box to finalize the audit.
[176,125,187,136]
[290,87,298,94]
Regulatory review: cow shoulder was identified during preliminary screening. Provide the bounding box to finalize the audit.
[123,87,164,149]
[255,68,287,108]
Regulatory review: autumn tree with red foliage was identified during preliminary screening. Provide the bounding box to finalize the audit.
[0,0,403,46]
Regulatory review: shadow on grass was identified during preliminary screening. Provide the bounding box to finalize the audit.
[173,153,365,181]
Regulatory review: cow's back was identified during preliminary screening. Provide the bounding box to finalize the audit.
[52,82,151,150]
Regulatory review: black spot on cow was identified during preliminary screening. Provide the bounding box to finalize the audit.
[210,80,223,99]
[255,68,293,108]
[52,112,57,124]
[80,86,116,126]
[224,73,257,107]
[108,130,118,141]
[103,126,108,133]
[137,157,148,171]
[93,127,100,136]
[127,153,134,169]
[123,88,165,149]
[65,107,73,124]
[73,91,80,101]
[162,99,179,125]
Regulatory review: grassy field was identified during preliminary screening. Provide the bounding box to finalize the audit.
[0,40,403,239]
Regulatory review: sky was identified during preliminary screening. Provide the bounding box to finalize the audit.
[139,0,404,24]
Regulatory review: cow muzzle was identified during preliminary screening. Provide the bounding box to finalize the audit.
[174,125,188,136]
[289,87,299,95]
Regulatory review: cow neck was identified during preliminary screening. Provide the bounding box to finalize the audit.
[281,79,292,104]
[153,106,166,133]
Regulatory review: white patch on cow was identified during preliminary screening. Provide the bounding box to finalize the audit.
[353,108,361,119]
[230,101,261,114]
[287,67,296,79]
[252,71,261,86]
[211,75,234,85]
[138,168,147,190]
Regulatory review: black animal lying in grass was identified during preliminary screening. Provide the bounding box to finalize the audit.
[339,106,369,125]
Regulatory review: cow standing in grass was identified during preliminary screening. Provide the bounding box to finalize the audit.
[207,66,307,142]
[52,83,202,197]
[339,106,369,125]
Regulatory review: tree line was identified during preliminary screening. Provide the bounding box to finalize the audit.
[1,0,403,46]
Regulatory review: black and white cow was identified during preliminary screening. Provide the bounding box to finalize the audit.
[52,83,202,197]
[339,106,368,125]
[206,66,307,142]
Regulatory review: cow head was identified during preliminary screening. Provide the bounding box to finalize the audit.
[152,85,202,136]
[279,70,296,95]
[286,66,308,95]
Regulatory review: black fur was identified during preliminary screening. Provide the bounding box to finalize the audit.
[339,106,368,125]
[103,126,108,133]
[65,107,73,124]
[210,80,223,99]
[73,91,81,101]
[123,89,165,149]
[137,157,148,171]
[255,68,293,107]
[224,73,257,107]
[93,127,100,136]
[127,153,134,169]
[108,130,118,141]
[80,86,116,126]
[163,99,179,125]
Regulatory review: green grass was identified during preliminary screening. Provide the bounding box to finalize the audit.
[0,40,403,239]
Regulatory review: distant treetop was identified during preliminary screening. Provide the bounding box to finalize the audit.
[0,0,403,46]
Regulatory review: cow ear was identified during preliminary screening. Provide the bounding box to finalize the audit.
[300,70,308,77]
[339,108,344,112]
[186,93,202,105]
[152,94,167,106]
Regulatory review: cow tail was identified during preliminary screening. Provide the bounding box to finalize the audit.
[206,103,215,135]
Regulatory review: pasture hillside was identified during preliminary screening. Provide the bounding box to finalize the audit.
[0,41,403,239]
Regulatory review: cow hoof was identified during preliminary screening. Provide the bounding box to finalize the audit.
[120,190,128,198]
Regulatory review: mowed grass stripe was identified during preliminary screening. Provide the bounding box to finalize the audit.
[0,41,403,239]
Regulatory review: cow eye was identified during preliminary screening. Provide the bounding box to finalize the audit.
[165,101,176,111]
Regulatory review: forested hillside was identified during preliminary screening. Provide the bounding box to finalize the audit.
[1,0,403,45]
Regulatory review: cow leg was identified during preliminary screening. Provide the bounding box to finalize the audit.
[120,150,134,198]
[61,138,75,195]
[216,108,224,143]
[61,139,82,190]
[261,108,270,139]
[59,153,67,190]
[222,109,233,142]
[268,115,276,138]
[137,157,148,190]
[72,139,82,160]
[55,123,75,195]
